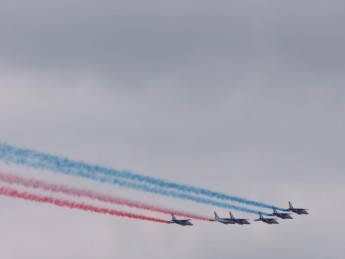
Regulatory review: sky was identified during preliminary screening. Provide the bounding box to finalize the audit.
[0,0,345,258]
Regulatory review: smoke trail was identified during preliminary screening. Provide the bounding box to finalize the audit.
[0,186,169,223]
[0,172,210,221]
[0,170,268,215]
[0,143,281,211]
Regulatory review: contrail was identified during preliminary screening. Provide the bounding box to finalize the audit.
[0,186,169,223]
[0,143,282,211]
[0,170,268,215]
[0,171,210,221]
[0,169,268,215]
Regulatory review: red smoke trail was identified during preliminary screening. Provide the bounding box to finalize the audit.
[0,186,169,223]
[0,172,210,221]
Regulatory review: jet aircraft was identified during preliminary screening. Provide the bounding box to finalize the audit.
[229,211,251,225]
[169,214,193,226]
[211,212,235,224]
[268,207,293,219]
[284,201,308,215]
[254,212,279,224]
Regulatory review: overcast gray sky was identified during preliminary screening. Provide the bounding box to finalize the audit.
[1,0,345,258]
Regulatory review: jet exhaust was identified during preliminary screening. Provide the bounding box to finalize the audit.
[0,143,277,214]
[0,171,210,221]
[0,186,170,223]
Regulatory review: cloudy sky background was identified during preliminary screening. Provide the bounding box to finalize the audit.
[1,0,345,258]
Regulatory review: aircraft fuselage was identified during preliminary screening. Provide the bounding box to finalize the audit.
[291,209,308,215]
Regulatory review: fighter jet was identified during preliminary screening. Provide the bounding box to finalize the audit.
[284,201,308,215]
[211,212,235,224]
[229,211,251,225]
[254,212,279,224]
[268,207,293,219]
[169,214,193,226]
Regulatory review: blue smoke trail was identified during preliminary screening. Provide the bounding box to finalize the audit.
[0,142,283,211]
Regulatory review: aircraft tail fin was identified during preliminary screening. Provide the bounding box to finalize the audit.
[289,201,293,209]
[229,211,234,219]
[214,212,219,220]
[171,214,177,221]
[259,212,263,219]
[273,206,277,213]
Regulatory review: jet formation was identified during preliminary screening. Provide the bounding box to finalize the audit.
[169,201,308,226]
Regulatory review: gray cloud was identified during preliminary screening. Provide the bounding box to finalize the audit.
[1,1,344,83]
[0,0,345,258]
